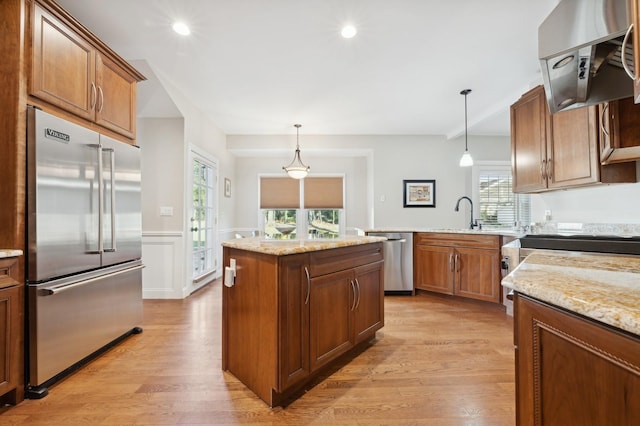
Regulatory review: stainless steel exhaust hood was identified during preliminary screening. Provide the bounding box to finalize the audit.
[539,0,635,113]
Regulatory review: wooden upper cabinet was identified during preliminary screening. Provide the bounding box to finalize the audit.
[95,53,137,138]
[511,85,636,193]
[511,86,548,193]
[547,105,601,189]
[29,0,144,140]
[31,3,96,120]
[599,97,640,164]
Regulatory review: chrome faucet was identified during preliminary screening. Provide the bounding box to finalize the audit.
[454,196,479,230]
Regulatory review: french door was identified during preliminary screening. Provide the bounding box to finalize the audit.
[189,151,218,290]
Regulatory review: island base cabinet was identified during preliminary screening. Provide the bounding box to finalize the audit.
[277,254,310,393]
[223,243,383,407]
[353,262,384,344]
[514,294,640,425]
[309,269,354,372]
[309,260,384,373]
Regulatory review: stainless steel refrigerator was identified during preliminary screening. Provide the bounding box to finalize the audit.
[26,107,143,398]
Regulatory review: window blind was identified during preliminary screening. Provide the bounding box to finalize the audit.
[477,168,530,228]
[303,177,344,208]
[259,177,300,209]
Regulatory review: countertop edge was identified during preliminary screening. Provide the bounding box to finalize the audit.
[222,236,385,256]
[0,249,24,258]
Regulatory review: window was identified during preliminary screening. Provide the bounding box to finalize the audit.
[473,162,530,229]
[259,176,344,239]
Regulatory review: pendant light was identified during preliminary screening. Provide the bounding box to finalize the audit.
[459,89,474,167]
[283,124,310,179]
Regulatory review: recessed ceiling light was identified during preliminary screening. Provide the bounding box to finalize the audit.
[341,25,357,39]
[172,22,191,36]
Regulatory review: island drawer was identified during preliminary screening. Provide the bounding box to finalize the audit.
[309,243,383,277]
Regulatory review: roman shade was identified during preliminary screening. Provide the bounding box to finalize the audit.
[304,177,344,209]
[260,177,300,209]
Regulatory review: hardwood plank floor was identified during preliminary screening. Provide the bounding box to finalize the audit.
[0,280,516,425]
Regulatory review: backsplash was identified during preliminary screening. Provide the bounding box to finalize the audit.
[529,222,640,237]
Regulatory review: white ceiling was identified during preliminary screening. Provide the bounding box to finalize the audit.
[56,0,559,137]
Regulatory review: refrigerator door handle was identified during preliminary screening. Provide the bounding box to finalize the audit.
[97,144,104,254]
[103,148,117,253]
[39,264,145,296]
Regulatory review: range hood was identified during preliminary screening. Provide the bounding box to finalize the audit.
[539,0,635,113]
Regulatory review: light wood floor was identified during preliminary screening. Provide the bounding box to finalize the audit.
[0,280,516,425]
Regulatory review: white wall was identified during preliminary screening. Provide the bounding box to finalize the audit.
[137,70,236,298]
[531,161,640,224]
[229,134,511,231]
[138,118,186,299]
[138,118,185,231]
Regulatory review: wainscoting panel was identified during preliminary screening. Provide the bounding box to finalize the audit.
[142,232,185,299]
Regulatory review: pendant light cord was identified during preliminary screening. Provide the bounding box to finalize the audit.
[461,89,471,151]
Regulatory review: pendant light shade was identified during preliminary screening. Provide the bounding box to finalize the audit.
[459,89,474,167]
[283,124,310,179]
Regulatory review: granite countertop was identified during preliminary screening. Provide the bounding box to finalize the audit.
[222,236,386,256]
[0,249,23,258]
[502,250,640,336]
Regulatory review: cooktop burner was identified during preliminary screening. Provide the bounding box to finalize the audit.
[519,234,640,255]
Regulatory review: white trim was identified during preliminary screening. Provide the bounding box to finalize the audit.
[142,231,184,238]
[142,233,185,299]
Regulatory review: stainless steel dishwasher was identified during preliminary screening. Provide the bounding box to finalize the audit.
[367,232,413,295]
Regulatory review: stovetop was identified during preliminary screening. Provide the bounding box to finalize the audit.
[519,234,640,255]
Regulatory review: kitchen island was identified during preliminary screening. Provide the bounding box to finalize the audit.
[221,236,385,407]
[502,251,640,424]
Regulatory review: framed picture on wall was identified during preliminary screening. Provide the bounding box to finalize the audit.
[403,179,436,208]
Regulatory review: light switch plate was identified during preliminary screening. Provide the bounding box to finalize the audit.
[160,206,174,216]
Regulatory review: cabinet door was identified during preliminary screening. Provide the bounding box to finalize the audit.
[454,247,500,303]
[95,53,137,139]
[547,105,600,188]
[31,3,96,120]
[414,244,454,294]
[353,261,384,344]
[600,98,640,164]
[309,269,354,372]
[515,294,640,425]
[0,285,19,399]
[511,86,548,193]
[277,254,310,391]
